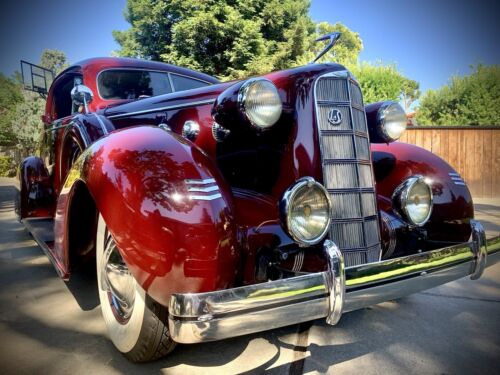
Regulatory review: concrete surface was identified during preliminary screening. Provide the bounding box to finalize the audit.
[0,176,499,374]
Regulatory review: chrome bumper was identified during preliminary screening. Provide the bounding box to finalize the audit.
[168,220,500,344]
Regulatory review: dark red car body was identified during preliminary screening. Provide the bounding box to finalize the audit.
[17,57,475,309]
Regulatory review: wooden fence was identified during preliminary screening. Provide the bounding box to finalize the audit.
[399,127,500,198]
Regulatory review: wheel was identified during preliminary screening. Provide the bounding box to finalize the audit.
[96,213,176,362]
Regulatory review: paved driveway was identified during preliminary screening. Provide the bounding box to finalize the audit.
[0,177,499,374]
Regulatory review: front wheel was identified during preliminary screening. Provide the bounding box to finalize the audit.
[96,213,176,362]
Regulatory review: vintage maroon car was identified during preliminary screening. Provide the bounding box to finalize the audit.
[17,56,499,362]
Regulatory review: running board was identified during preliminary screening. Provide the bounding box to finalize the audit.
[22,217,66,279]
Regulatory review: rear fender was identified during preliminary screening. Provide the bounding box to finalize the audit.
[56,126,239,306]
[17,156,53,219]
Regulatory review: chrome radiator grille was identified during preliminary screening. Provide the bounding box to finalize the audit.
[314,72,381,267]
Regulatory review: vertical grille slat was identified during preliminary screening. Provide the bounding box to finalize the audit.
[315,72,381,267]
[330,192,362,219]
[317,79,349,102]
[321,135,355,159]
[355,136,370,160]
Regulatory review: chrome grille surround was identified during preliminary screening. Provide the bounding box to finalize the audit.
[314,70,381,267]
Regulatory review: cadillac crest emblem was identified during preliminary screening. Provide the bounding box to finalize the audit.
[328,108,342,126]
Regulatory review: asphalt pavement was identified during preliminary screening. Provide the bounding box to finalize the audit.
[0,176,499,374]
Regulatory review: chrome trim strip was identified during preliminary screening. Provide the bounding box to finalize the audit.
[292,250,305,272]
[93,114,109,135]
[167,73,176,92]
[106,99,216,119]
[189,193,222,201]
[168,224,498,344]
[187,185,219,193]
[185,178,216,185]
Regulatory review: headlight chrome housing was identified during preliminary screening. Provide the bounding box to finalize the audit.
[237,78,282,130]
[365,101,407,143]
[392,176,433,226]
[377,102,407,141]
[279,177,331,246]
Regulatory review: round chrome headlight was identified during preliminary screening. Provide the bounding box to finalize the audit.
[238,79,282,130]
[280,177,331,246]
[393,176,433,226]
[378,102,407,141]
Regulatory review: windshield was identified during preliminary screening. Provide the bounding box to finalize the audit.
[98,69,210,100]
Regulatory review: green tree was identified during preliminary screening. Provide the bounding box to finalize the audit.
[113,0,417,101]
[12,49,68,155]
[11,90,46,155]
[416,65,500,125]
[40,48,69,75]
[350,62,411,104]
[0,73,23,146]
[113,0,318,79]
[0,49,68,158]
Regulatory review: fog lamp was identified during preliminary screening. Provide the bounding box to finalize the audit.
[393,176,433,226]
[279,177,331,246]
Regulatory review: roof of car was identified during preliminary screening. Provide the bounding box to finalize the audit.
[63,57,220,84]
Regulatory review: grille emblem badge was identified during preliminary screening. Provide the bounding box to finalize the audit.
[328,109,342,126]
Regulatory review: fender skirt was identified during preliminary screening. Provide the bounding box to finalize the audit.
[55,126,239,307]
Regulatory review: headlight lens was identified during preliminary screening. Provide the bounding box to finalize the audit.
[280,177,331,246]
[238,79,282,129]
[378,102,407,141]
[393,176,433,226]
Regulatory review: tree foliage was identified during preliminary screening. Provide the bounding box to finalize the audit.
[349,62,416,104]
[40,48,69,75]
[0,73,23,146]
[0,49,67,157]
[113,0,366,80]
[113,0,417,105]
[114,0,317,79]
[416,65,500,125]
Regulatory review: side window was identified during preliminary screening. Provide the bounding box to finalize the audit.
[98,70,173,99]
[170,74,209,92]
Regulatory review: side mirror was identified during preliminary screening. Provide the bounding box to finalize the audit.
[71,84,94,113]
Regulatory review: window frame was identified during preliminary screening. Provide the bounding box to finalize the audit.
[96,68,212,101]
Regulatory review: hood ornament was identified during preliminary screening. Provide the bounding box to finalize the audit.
[311,32,341,64]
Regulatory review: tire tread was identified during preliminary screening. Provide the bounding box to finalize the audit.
[124,297,176,363]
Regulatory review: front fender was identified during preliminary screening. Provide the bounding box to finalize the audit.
[372,142,474,243]
[56,126,239,306]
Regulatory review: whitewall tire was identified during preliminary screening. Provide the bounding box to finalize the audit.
[96,213,176,362]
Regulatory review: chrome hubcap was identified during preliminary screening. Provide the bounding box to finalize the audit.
[101,232,135,323]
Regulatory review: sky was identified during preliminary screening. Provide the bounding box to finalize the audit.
[0,0,499,93]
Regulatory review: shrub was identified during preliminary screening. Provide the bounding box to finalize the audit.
[0,155,15,177]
